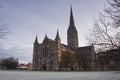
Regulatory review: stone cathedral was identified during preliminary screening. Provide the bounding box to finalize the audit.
[32,7,95,71]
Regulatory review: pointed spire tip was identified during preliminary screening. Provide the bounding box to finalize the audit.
[34,34,38,44]
[70,5,72,9]
[55,29,60,40]
[69,5,75,26]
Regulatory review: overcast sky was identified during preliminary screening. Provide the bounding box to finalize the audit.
[0,0,106,63]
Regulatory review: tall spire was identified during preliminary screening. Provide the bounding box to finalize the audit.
[70,5,75,26]
[67,6,78,47]
[55,29,60,40]
[34,34,38,44]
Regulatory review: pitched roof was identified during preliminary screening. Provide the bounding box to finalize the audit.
[43,35,54,44]
[77,46,93,51]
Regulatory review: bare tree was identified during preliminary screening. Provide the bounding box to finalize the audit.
[105,0,120,28]
[0,24,8,39]
[88,0,120,50]
[0,1,8,39]
[87,0,120,71]
[0,57,19,69]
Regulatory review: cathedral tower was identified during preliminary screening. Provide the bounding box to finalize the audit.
[33,35,39,70]
[67,7,78,47]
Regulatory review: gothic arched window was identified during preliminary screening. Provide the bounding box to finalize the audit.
[43,47,48,57]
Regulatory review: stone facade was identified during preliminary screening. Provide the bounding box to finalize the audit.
[32,7,95,71]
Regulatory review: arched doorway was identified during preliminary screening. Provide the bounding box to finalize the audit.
[43,64,47,70]
[50,60,54,70]
[71,66,73,71]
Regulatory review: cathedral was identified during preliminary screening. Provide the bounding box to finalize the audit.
[32,7,95,71]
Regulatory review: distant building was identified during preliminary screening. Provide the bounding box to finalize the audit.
[32,7,95,71]
[17,63,32,70]
[27,62,32,70]
[17,63,28,70]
